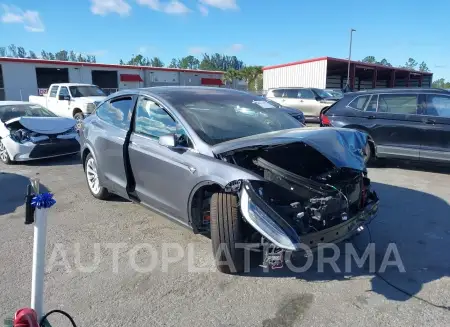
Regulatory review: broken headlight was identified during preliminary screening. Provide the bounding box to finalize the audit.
[240,186,298,251]
[10,129,31,143]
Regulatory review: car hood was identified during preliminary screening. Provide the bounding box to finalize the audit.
[5,117,76,134]
[73,96,106,103]
[211,127,368,171]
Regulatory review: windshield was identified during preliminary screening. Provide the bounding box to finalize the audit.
[0,104,57,122]
[326,89,344,98]
[69,85,106,97]
[163,90,301,145]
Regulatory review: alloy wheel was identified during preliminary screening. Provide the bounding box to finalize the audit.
[0,141,9,163]
[86,157,101,194]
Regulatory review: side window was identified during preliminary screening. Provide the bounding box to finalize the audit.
[96,96,134,129]
[378,94,418,114]
[298,89,315,99]
[59,87,69,98]
[284,89,299,98]
[425,94,450,118]
[348,95,371,110]
[271,89,284,98]
[134,96,187,142]
[365,95,378,112]
[49,86,58,98]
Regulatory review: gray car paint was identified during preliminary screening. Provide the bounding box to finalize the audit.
[80,87,367,228]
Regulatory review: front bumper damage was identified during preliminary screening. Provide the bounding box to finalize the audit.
[239,179,379,267]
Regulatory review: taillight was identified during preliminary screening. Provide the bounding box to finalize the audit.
[321,113,331,126]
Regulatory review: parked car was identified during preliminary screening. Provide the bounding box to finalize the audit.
[262,97,306,125]
[320,88,450,164]
[325,89,344,98]
[266,87,339,122]
[0,101,80,164]
[79,87,379,274]
[29,83,107,121]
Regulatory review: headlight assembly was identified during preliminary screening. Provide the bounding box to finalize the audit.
[240,186,299,251]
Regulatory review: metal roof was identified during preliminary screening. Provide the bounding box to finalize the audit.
[263,56,433,75]
[0,57,225,75]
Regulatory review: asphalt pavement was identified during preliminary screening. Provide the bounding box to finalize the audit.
[0,155,449,327]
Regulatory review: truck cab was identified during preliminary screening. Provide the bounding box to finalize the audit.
[29,83,107,120]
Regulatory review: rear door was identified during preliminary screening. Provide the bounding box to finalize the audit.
[368,93,423,159]
[419,93,450,162]
[46,85,59,115]
[57,86,71,118]
[128,95,199,224]
[298,88,322,117]
[91,95,136,198]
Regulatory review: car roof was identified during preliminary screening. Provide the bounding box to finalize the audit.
[346,88,448,95]
[51,83,95,87]
[269,87,310,90]
[136,86,255,97]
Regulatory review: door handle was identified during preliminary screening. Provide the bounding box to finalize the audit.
[425,118,436,125]
[367,115,376,119]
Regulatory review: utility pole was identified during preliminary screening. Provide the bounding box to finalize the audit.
[346,28,356,90]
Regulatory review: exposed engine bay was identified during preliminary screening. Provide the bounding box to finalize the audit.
[4,119,76,144]
[218,142,377,236]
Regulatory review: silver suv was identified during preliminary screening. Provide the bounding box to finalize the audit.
[266,87,339,122]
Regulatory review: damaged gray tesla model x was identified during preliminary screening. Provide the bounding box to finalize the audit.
[79,87,379,274]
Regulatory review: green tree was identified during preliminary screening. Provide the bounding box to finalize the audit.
[77,53,85,62]
[17,47,27,58]
[8,44,17,57]
[362,56,376,63]
[55,50,69,61]
[69,51,77,61]
[241,66,263,91]
[28,51,37,59]
[41,50,49,59]
[168,58,179,68]
[119,59,125,65]
[431,78,450,88]
[150,57,164,67]
[48,52,55,60]
[419,61,429,72]
[378,58,392,67]
[403,58,418,70]
[178,56,200,69]
[0,47,6,57]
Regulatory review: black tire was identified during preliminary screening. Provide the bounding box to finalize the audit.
[210,192,245,274]
[0,139,13,165]
[364,141,372,164]
[73,111,84,121]
[84,153,109,200]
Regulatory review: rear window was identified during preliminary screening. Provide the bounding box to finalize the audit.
[348,95,371,110]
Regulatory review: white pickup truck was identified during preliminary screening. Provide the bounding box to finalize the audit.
[29,83,107,120]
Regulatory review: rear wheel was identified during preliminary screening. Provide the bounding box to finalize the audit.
[210,192,245,274]
[85,153,109,199]
[363,141,372,164]
[73,111,84,122]
[0,139,13,165]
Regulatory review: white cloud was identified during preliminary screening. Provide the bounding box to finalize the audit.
[90,0,131,16]
[188,46,208,55]
[228,43,244,53]
[198,4,208,16]
[0,4,45,32]
[199,0,238,10]
[137,0,191,15]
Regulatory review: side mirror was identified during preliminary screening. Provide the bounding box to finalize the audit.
[158,134,176,147]
[59,95,70,101]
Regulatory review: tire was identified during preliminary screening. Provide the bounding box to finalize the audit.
[73,111,84,121]
[210,192,245,274]
[84,153,109,199]
[0,139,13,165]
[363,141,372,164]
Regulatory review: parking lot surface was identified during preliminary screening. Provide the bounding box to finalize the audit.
[1,156,449,327]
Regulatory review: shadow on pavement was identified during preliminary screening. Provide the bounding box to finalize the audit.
[241,182,450,306]
[0,172,50,215]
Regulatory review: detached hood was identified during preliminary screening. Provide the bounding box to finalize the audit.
[6,117,76,134]
[212,127,368,171]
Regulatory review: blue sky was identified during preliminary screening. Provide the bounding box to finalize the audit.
[1,0,449,79]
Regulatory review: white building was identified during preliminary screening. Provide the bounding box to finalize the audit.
[263,56,433,91]
[0,57,226,101]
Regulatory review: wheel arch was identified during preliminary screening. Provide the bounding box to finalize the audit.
[72,107,83,118]
[343,124,376,156]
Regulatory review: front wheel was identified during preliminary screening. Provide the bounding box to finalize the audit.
[73,112,84,122]
[210,193,245,274]
[0,139,13,165]
[85,153,109,199]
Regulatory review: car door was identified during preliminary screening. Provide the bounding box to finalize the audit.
[46,85,59,114]
[419,93,450,162]
[128,95,199,223]
[57,86,71,117]
[298,88,321,117]
[91,95,136,198]
[361,93,423,159]
[281,89,304,111]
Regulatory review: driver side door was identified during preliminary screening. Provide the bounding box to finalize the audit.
[128,95,199,224]
[57,86,71,117]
